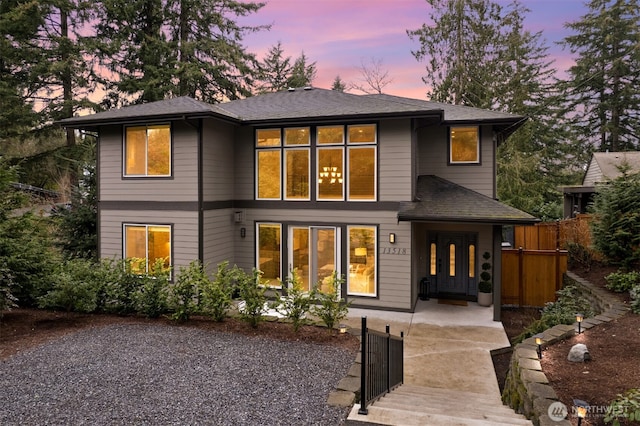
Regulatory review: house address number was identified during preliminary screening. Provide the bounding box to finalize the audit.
[381,247,407,255]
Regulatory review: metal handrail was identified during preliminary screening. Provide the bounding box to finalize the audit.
[358,316,404,415]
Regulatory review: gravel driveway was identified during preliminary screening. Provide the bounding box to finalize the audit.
[0,324,355,425]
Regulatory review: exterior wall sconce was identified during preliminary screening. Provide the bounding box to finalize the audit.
[576,313,584,334]
[240,227,246,238]
[534,333,544,359]
[389,233,396,244]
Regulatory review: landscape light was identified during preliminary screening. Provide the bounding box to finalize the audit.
[576,313,584,334]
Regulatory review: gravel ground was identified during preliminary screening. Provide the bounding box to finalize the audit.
[0,323,355,425]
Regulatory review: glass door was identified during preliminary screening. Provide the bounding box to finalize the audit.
[290,226,340,293]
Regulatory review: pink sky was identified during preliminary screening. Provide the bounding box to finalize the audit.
[239,0,589,99]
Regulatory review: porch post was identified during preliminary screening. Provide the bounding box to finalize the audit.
[493,225,502,321]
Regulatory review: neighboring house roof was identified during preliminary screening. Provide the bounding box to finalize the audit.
[583,152,640,186]
[58,87,525,132]
[398,175,538,224]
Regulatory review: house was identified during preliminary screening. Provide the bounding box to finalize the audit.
[59,87,537,320]
[562,151,640,218]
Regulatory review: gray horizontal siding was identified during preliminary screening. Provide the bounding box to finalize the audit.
[98,122,198,202]
[202,209,235,270]
[379,119,412,202]
[99,209,199,272]
[418,124,495,197]
[233,126,255,201]
[202,120,235,202]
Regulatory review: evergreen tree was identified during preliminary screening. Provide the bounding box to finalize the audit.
[560,0,640,152]
[258,43,316,92]
[93,0,267,105]
[286,51,316,88]
[331,75,346,92]
[257,42,292,92]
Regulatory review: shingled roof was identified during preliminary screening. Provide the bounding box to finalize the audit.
[59,87,525,132]
[398,175,538,224]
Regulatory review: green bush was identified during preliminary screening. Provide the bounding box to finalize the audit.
[567,242,595,270]
[312,270,350,333]
[604,388,640,426]
[38,258,103,313]
[237,268,267,328]
[102,258,145,315]
[512,285,594,344]
[0,260,18,319]
[135,259,170,318]
[478,251,492,293]
[590,171,640,268]
[200,261,237,322]
[274,269,313,332]
[168,261,205,322]
[605,270,640,293]
[630,285,640,314]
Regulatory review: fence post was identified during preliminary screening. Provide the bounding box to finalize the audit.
[358,316,368,415]
[386,324,391,394]
[518,247,524,307]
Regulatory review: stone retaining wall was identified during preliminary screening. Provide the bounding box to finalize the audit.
[502,271,630,426]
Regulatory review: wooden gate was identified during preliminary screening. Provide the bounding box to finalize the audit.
[501,248,568,307]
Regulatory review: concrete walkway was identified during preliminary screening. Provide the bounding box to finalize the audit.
[342,299,532,425]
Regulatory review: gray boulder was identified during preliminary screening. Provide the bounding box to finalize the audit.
[568,343,591,362]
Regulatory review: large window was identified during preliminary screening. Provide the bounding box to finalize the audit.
[255,124,377,201]
[348,226,376,296]
[449,126,479,164]
[123,224,171,274]
[124,124,171,176]
[257,223,282,287]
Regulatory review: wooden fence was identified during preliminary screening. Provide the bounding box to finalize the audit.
[501,248,568,307]
[513,214,593,250]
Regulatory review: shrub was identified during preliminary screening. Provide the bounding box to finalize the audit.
[135,259,170,318]
[312,270,350,333]
[604,388,640,426]
[274,269,314,332]
[605,270,640,293]
[0,260,17,319]
[478,251,492,293]
[630,285,640,314]
[200,261,237,322]
[566,242,595,270]
[102,258,145,315]
[513,285,594,344]
[38,258,103,313]
[168,261,206,322]
[590,171,640,268]
[237,268,267,328]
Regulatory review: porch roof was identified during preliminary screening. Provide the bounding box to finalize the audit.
[398,175,539,225]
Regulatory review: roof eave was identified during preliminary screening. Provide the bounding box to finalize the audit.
[397,214,540,225]
[238,110,443,126]
[57,111,239,130]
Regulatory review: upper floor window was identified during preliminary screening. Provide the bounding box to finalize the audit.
[123,223,171,275]
[124,124,171,176]
[256,124,376,201]
[449,126,479,164]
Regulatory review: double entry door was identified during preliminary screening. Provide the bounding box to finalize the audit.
[289,226,340,293]
[428,232,477,297]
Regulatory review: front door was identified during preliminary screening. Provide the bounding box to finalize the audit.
[428,232,476,297]
[289,226,340,292]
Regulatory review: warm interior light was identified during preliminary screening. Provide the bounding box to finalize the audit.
[355,247,367,257]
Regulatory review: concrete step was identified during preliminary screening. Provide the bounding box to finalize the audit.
[374,395,530,425]
[347,404,532,426]
[347,384,532,426]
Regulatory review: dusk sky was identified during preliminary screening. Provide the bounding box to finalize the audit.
[239,0,590,99]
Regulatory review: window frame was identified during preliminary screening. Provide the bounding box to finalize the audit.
[255,124,378,202]
[122,223,172,276]
[123,124,172,178]
[448,125,480,165]
[256,222,283,288]
[347,225,377,297]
